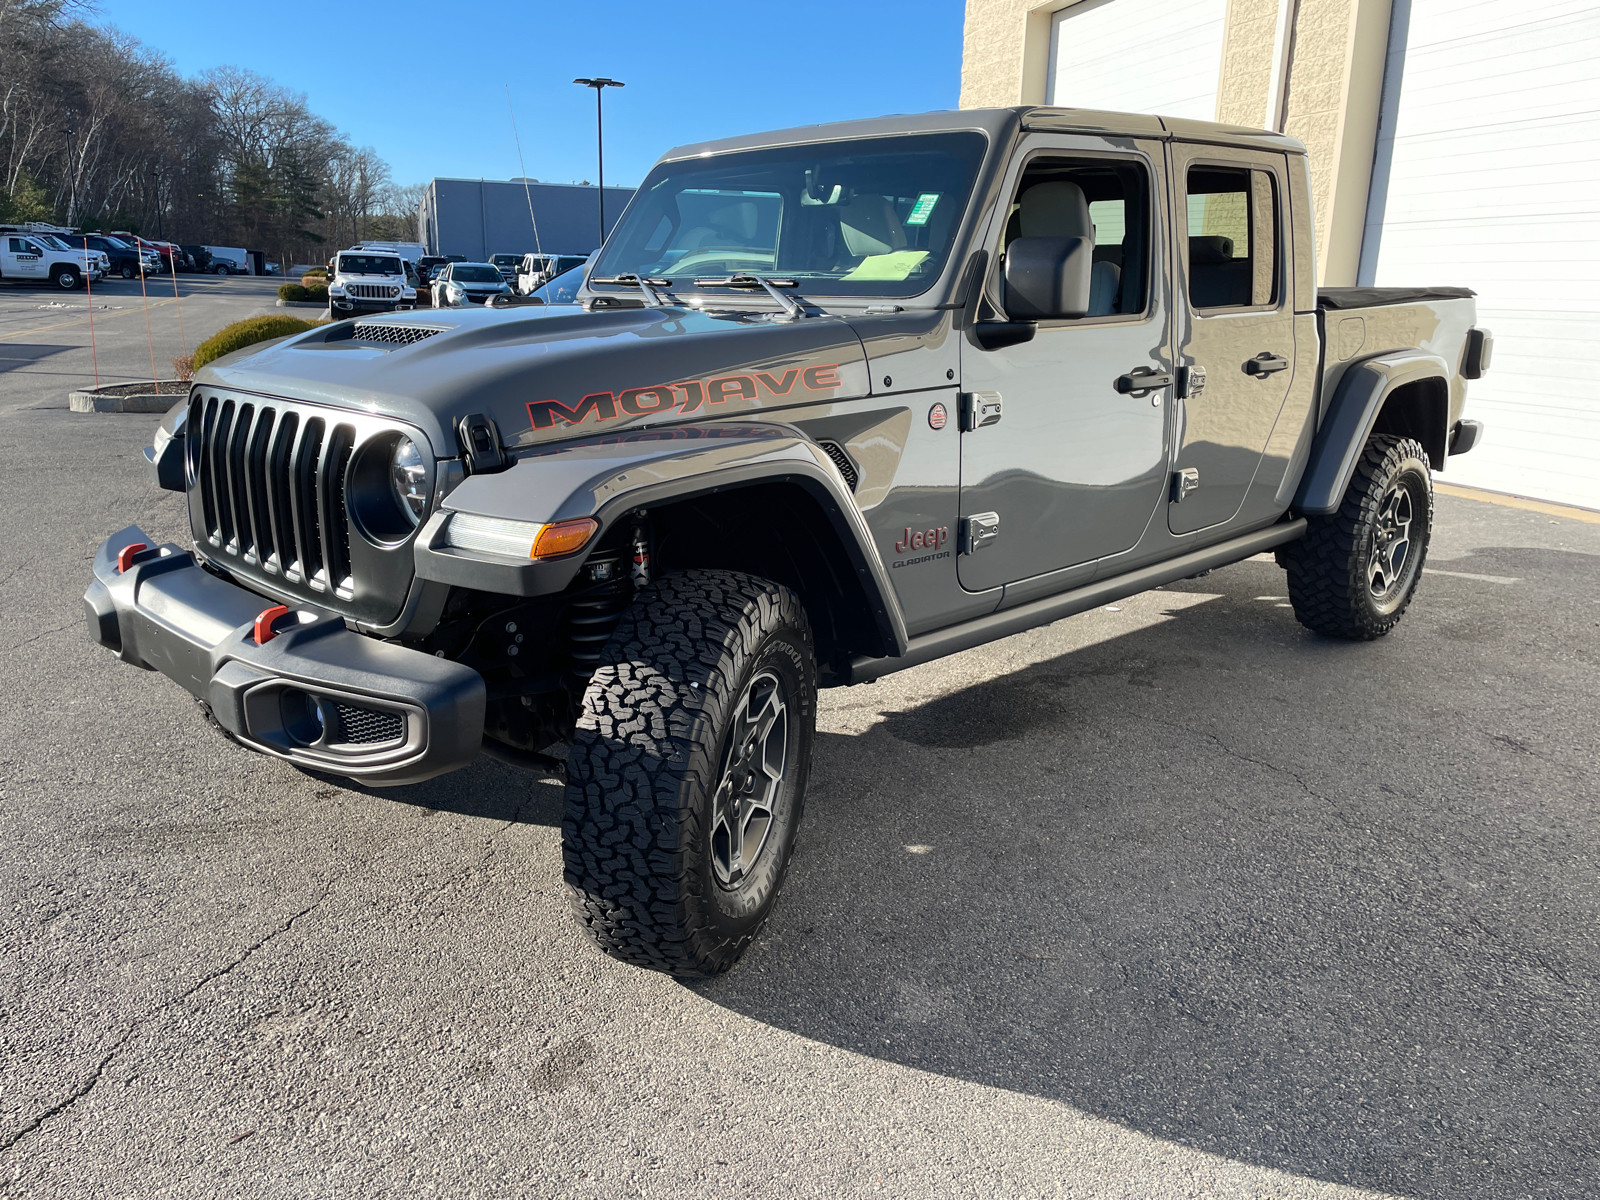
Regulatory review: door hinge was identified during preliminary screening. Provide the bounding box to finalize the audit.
[1171,468,1200,502]
[959,391,1003,431]
[1177,364,1206,400]
[960,512,1001,554]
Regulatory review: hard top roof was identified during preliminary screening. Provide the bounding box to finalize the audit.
[661,106,1304,162]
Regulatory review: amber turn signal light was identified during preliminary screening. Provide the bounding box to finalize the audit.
[531,517,598,559]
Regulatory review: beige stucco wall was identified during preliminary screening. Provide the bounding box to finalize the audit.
[959,0,1394,284]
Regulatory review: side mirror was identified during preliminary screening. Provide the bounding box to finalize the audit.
[1003,236,1092,320]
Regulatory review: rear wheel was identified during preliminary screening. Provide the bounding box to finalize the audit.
[562,570,817,977]
[1283,434,1433,639]
[214,263,230,275]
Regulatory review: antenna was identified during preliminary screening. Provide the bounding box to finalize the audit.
[506,86,543,259]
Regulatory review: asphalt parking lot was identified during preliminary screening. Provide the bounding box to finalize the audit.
[2,282,1598,1199]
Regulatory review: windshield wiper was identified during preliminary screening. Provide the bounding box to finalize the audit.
[691,275,807,321]
[591,274,671,308]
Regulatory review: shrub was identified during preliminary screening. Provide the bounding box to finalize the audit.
[277,281,328,302]
[193,315,319,370]
[278,282,306,301]
[172,354,195,382]
[301,265,327,277]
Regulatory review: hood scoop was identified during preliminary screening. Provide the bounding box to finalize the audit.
[348,322,448,346]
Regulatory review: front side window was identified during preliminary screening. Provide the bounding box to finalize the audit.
[592,132,987,298]
[999,154,1151,318]
[1185,165,1278,310]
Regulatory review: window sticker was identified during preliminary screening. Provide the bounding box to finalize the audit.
[905,193,940,226]
[840,250,930,281]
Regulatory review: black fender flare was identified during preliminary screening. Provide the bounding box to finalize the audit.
[1294,350,1450,516]
[414,421,910,658]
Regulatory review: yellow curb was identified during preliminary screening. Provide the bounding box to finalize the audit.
[1436,482,1600,525]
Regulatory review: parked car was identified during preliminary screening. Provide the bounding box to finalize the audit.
[328,248,418,316]
[107,233,174,272]
[432,261,513,306]
[60,233,145,279]
[488,253,523,282]
[180,245,213,272]
[0,226,104,288]
[515,252,587,295]
[203,246,248,275]
[87,105,1491,980]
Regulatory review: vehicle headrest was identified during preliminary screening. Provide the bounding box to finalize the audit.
[1018,181,1092,239]
[840,193,907,257]
[1188,235,1235,264]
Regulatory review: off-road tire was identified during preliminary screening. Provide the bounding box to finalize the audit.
[1284,434,1433,639]
[562,570,817,977]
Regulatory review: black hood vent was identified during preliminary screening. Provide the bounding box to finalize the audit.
[351,322,446,346]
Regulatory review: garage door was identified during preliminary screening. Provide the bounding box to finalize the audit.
[1046,0,1229,120]
[1366,0,1600,510]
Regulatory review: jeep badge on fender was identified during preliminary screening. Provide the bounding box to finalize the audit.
[87,105,1485,979]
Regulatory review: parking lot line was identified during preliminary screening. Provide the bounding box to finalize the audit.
[1436,481,1600,524]
[1422,568,1520,584]
[0,298,176,342]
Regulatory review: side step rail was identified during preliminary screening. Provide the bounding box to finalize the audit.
[848,519,1307,684]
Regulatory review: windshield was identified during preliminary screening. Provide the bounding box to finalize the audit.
[530,264,584,304]
[451,266,504,284]
[338,254,403,275]
[35,234,69,251]
[491,255,520,267]
[592,132,985,298]
[101,237,133,250]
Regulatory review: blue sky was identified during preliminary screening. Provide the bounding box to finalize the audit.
[95,1,967,188]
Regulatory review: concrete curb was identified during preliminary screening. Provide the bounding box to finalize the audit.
[275,299,329,309]
[69,384,186,414]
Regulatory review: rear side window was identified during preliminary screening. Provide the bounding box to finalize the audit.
[1186,165,1278,310]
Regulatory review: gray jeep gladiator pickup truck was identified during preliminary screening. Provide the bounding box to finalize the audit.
[85,107,1490,977]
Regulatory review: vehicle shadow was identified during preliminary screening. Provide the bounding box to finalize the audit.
[693,548,1600,1200]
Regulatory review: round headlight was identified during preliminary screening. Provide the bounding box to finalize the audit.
[390,438,428,525]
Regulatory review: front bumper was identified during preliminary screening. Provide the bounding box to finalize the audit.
[83,525,484,785]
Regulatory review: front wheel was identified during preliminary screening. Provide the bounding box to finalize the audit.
[120,264,136,280]
[1283,434,1433,639]
[214,263,230,275]
[563,570,817,977]
[53,266,81,290]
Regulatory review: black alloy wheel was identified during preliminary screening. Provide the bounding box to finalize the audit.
[1283,434,1433,639]
[563,570,817,977]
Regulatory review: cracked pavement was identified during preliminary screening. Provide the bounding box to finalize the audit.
[3,279,1599,1198]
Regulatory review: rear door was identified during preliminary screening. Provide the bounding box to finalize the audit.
[1168,145,1295,534]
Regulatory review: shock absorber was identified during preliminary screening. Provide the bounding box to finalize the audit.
[564,550,630,692]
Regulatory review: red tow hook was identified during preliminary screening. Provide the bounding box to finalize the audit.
[253,605,291,645]
[115,542,148,573]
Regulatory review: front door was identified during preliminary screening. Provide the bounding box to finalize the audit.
[3,237,47,280]
[1168,145,1296,534]
[958,134,1173,593]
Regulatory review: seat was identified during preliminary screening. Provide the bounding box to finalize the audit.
[1188,235,1250,308]
[839,193,907,258]
[1015,181,1120,316]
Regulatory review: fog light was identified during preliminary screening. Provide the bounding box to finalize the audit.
[280,689,326,746]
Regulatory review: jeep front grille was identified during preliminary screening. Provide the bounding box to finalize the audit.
[192,394,356,597]
[347,283,399,300]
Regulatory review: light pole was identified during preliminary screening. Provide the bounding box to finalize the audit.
[64,127,76,225]
[573,77,624,249]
